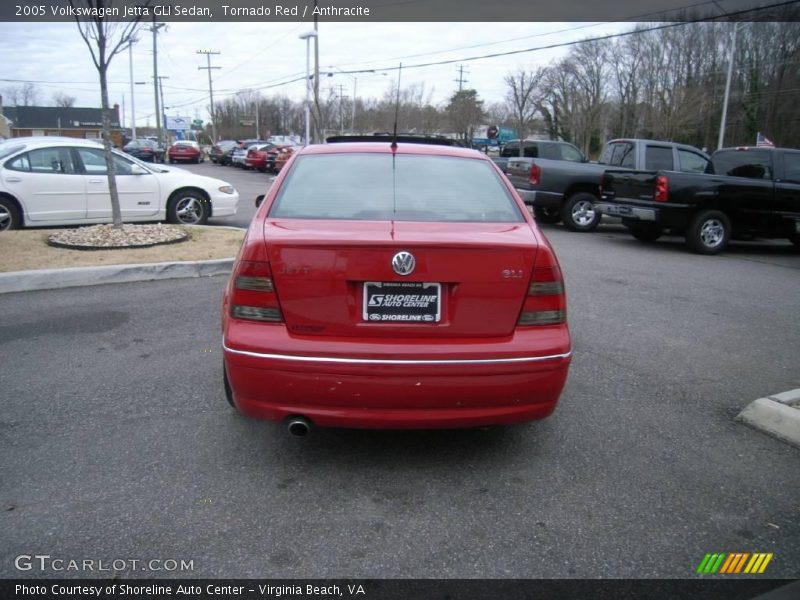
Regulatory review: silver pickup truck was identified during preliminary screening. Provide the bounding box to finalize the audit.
[502,139,710,232]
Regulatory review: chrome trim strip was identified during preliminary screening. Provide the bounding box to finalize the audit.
[222,342,572,365]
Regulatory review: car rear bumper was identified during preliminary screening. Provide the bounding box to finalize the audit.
[222,325,571,429]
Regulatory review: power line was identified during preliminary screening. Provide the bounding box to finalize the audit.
[334,1,800,77]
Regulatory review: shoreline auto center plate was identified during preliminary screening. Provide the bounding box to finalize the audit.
[363,282,441,323]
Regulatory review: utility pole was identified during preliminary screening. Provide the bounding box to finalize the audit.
[197,50,221,142]
[313,0,320,142]
[149,19,166,149]
[455,65,469,92]
[718,23,741,150]
[157,76,169,139]
[337,84,347,134]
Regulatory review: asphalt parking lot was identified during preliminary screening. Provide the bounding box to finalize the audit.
[1,204,798,579]
[196,160,269,229]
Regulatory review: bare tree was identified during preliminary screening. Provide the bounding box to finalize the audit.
[4,83,41,107]
[504,68,546,154]
[70,0,152,228]
[52,92,77,108]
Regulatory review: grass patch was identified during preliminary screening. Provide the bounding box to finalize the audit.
[0,225,245,273]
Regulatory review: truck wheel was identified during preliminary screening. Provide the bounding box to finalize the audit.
[686,210,730,254]
[627,223,662,243]
[561,193,600,232]
[533,206,561,224]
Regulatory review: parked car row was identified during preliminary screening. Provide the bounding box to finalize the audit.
[121,138,205,165]
[210,138,298,174]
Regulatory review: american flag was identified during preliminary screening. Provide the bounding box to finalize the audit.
[756,132,775,147]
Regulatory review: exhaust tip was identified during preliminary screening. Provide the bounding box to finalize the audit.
[287,416,312,437]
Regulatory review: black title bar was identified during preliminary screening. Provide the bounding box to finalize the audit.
[1,0,798,22]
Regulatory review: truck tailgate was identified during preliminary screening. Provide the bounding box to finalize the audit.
[601,169,659,202]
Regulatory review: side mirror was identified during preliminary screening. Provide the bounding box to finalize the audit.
[130,164,147,175]
[255,194,265,208]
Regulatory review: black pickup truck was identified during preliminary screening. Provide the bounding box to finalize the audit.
[596,146,800,254]
[503,138,709,232]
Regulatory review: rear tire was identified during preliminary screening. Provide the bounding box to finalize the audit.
[686,210,730,254]
[533,205,561,224]
[561,193,600,232]
[0,197,21,231]
[627,223,663,243]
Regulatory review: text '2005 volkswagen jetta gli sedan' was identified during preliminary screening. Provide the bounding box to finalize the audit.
[221,137,572,433]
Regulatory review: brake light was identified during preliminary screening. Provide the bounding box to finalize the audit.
[654,175,669,202]
[518,244,566,326]
[229,242,283,322]
[528,163,541,186]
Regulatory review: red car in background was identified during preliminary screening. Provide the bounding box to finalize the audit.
[221,137,572,434]
[244,144,275,172]
[168,140,203,164]
[272,145,297,173]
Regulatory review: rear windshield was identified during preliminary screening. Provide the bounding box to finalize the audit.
[269,153,524,222]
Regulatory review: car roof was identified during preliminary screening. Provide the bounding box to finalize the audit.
[0,136,103,149]
[300,141,487,160]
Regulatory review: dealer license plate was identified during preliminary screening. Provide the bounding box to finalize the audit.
[363,282,441,323]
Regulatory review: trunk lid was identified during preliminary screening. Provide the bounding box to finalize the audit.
[265,219,539,338]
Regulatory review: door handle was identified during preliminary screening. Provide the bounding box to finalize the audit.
[89,179,104,184]
[5,177,21,183]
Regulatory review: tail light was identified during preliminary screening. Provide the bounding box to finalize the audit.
[654,175,669,202]
[229,240,283,323]
[528,163,541,186]
[518,244,566,326]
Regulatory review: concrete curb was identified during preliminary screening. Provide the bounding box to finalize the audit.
[736,389,800,449]
[0,259,234,294]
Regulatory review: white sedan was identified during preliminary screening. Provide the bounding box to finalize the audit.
[0,137,239,231]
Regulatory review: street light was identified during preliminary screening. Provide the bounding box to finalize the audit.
[131,81,146,139]
[299,30,318,146]
[327,68,388,133]
[127,37,140,139]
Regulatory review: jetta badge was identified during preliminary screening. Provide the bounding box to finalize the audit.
[391,251,416,276]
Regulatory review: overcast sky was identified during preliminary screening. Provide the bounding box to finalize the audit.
[0,20,633,128]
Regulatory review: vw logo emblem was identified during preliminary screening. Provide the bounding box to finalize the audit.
[391,251,416,276]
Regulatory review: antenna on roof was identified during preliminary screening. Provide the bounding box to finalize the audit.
[391,63,402,151]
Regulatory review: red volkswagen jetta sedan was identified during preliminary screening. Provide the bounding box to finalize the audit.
[221,138,571,433]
